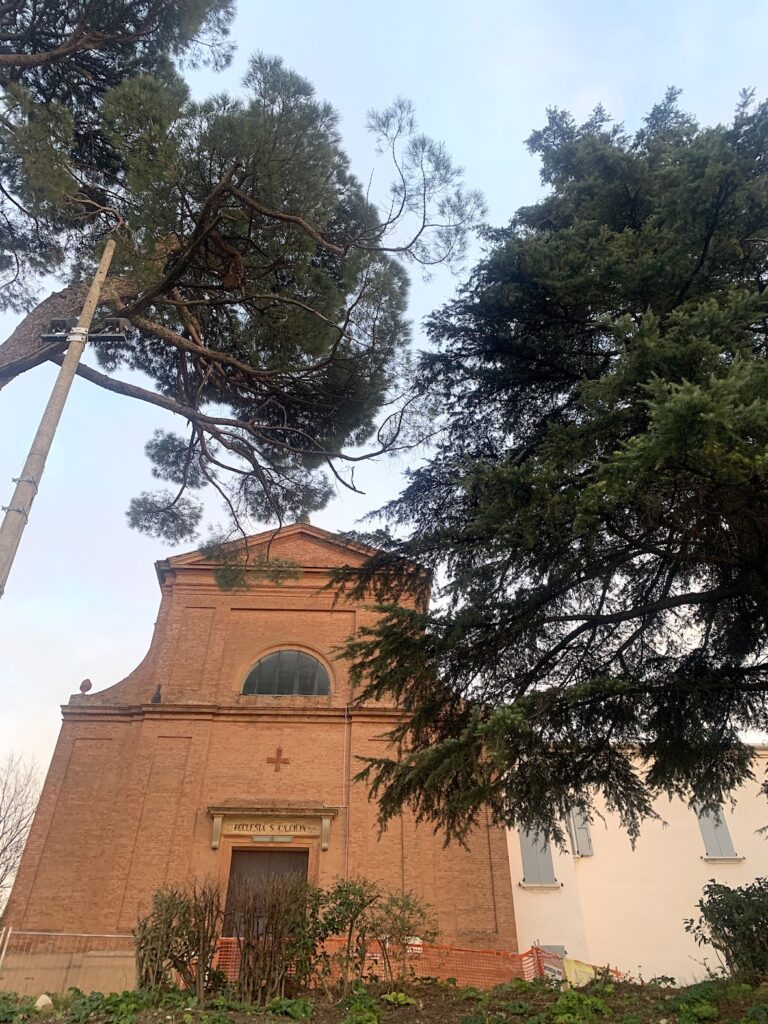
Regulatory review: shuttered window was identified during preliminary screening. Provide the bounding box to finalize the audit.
[567,808,594,857]
[695,806,738,858]
[519,829,557,885]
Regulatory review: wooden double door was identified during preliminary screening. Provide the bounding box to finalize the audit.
[223,848,309,936]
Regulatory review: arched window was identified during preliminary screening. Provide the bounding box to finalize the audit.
[242,650,330,696]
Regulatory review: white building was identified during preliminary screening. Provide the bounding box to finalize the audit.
[508,746,768,983]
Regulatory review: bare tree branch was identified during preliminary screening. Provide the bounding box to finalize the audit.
[0,753,38,911]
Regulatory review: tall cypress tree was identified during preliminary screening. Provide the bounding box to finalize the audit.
[341,91,768,844]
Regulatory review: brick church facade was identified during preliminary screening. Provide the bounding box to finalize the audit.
[4,524,517,955]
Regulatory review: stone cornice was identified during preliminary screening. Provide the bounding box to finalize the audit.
[60,702,401,724]
[208,803,339,817]
[155,563,353,588]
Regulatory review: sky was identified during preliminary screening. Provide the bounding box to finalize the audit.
[1,0,768,774]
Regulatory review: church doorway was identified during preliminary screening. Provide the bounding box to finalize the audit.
[223,848,309,935]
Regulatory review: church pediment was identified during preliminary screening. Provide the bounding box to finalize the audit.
[69,521,420,710]
[156,523,377,582]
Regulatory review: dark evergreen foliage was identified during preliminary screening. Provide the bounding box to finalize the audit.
[340,90,768,845]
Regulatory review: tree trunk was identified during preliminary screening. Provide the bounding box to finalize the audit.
[0,278,136,390]
[0,283,88,388]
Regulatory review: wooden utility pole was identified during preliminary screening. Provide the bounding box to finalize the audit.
[0,240,116,600]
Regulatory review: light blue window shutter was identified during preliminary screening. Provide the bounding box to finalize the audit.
[519,829,557,885]
[695,806,737,858]
[569,809,594,856]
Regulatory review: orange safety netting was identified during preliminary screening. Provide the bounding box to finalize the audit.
[214,937,570,989]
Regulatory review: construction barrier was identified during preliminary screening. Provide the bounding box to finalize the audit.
[0,928,619,995]
[0,929,135,995]
[214,936,575,989]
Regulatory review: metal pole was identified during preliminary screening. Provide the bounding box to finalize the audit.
[0,239,116,600]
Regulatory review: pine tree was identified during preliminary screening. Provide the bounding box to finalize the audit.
[0,0,235,307]
[340,90,768,845]
[0,6,484,540]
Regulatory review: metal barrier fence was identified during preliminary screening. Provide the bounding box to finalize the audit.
[0,929,135,995]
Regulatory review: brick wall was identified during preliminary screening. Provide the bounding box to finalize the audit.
[4,525,517,954]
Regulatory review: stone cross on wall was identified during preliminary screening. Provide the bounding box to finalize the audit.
[267,746,290,772]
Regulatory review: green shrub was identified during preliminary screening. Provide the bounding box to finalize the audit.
[686,878,768,984]
[157,990,196,1010]
[647,974,677,987]
[666,985,724,1023]
[197,1009,232,1024]
[228,876,329,1005]
[64,990,156,1024]
[366,892,438,983]
[499,1001,532,1017]
[550,988,609,1023]
[380,992,416,1006]
[266,996,313,1019]
[342,985,380,1024]
[741,1004,768,1024]
[134,877,223,1003]
[205,995,254,1014]
[491,979,529,997]
[344,1004,379,1024]
[676,982,729,1005]
[321,878,380,994]
[0,993,35,1024]
[344,1009,379,1024]
[676,1001,720,1023]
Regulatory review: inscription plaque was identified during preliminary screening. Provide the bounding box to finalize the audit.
[225,818,320,837]
[209,810,334,851]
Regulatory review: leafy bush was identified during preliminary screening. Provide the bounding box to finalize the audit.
[686,878,768,984]
[135,873,439,1001]
[64,989,157,1024]
[134,876,222,1002]
[674,1000,719,1023]
[380,991,416,1006]
[318,878,440,990]
[647,975,677,987]
[197,1010,232,1024]
[550,988,610,1023]
[344,1007,379,1024]
[0,993,35,1024]
[266,996,314,1019]
[342,986,380,1024]
[321,878,381,994]
[741,1005,768,1024]
[500,1003,532,1018]
[366,891,438,983]
[229,875,330,1005]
